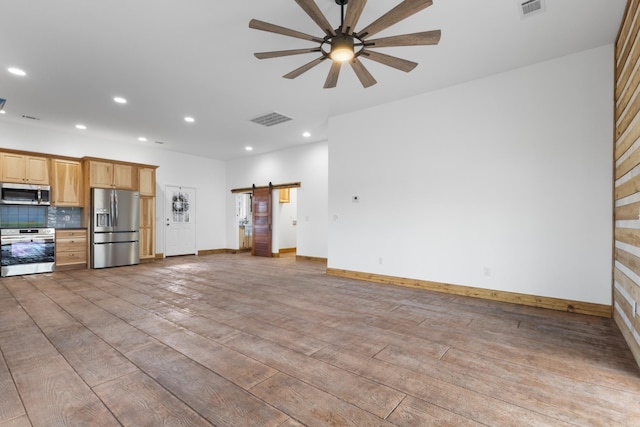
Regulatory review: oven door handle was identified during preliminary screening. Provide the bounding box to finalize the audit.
[1,236,54,244]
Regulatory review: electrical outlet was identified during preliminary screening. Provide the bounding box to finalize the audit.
[378,257,383,265]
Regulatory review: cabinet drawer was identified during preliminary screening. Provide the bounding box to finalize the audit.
[57,239,86,252]
[56,251,87,266]
[56,229,87,239]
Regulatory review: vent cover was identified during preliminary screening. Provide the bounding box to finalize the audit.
[250,112,292,127]
[519,0,544,18]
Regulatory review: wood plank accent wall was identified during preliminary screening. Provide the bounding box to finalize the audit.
[614,0,640,368]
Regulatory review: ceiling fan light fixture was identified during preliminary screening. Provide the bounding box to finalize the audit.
[329,34,354,62]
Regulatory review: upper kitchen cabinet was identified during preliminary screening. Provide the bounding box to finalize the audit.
[139,167,156,196]
[86,159,137,190]
[51,158,83,206]
[0,152,49,185]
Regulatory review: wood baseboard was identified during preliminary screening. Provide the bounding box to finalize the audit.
[279,247,296,254]
[198,249,235,256]
[155,253,164,259]
[326,268,612,318]
[297,255,328,264]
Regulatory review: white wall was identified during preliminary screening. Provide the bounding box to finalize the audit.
[0,120,227,253]
[226,142,328,259]
[328,45,614,305]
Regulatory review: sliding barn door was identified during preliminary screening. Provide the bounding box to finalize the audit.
[252,187,272,257]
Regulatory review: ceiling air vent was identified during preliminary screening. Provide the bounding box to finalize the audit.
[250,112,292,127]
[21,114,40,121]
[519,0,545,18]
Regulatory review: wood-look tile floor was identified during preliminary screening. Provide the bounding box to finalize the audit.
[0,253,639,427]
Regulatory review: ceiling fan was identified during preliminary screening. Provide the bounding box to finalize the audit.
[249,0,441,88]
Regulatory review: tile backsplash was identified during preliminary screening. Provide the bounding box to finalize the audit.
[47,207,82,228]
[0,206,82,228]
[0,205,47,228]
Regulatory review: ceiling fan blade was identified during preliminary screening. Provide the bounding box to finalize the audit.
[366,30,441,48]
[342,0,368,35]
[360,50,417,72]
[255,48,321,60]
[283,56,327,79]
[294,0,336,36]
[324,61,342,88]
[249,19,323,43]
[349,58,377,88]
[358,0,433,39]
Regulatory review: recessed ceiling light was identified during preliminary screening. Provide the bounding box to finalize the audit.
[113,96,127,104]
[184,116,195,123]
[75,124,87,130]
[8,67,26,76]
[138,137,147,142]
[303,131,311,138]
[245,146,253,151]
[0,111,6,115]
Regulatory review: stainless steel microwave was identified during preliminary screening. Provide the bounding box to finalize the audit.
[0,183,51,205]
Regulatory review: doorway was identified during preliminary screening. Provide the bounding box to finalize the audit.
[230,182,300,257]
[276,187,297,254]
[236,192,252,251]
[164,185,197,256]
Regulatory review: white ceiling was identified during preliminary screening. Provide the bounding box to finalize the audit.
[0,0,627,161]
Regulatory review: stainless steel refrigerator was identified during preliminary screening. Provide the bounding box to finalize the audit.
[90,188,140,268]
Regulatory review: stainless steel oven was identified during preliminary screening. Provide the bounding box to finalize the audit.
[1,228,55,277]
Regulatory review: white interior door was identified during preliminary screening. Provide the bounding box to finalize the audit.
[164,185,196,257]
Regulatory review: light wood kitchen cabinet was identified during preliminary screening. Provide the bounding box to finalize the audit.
[51,158,83,206]
[140,196,155,260]
[139,167,155,196]
[138,165,157,260]
[87,160,137,190]
[0,152,49,185]
[55,229,87,270]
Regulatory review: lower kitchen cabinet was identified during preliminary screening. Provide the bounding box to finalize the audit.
[55,229,87,270]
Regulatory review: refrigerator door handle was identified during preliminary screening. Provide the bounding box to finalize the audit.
[109,191,116,227]
[114,191,119,227]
